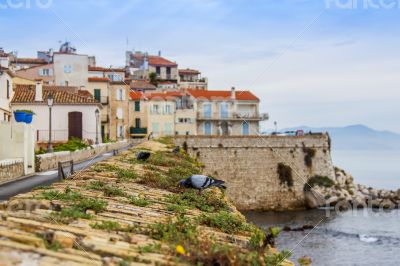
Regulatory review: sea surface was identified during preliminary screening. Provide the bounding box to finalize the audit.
[245,149,400,266]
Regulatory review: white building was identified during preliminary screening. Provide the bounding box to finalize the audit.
[0,66,14,121]
[11,81,102,145]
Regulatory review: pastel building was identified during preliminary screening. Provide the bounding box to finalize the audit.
[178,69,208,90]
[0,67,14,121]
[187,88,264,136]
[11,81,102,145]
[126,51,178,82]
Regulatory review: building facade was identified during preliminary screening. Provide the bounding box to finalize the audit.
[178,69,208,90]
[188,88,263,136]
[0,67,14,121]
[11,81,102,144]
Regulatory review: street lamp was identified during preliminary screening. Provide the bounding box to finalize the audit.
[274,121,278,133]
[47,93,54,153]
[95,109,100,144]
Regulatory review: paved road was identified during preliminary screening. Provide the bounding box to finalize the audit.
[0,145,131,201]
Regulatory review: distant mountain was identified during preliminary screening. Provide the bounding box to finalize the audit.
[280,125,400,150]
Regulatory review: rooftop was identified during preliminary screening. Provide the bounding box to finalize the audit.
[131,53,178,67]
[11,58,47,64]
[12,85,99,105]
[88,66,125,72]
[179,69,200,75]
[187,89,259,101]
[130,80,157,90]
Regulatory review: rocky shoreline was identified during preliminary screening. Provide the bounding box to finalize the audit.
[305,167,400,210]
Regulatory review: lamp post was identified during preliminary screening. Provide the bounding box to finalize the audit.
[274,121,278,133]
[95,109,100,144]
[47,93,54,153]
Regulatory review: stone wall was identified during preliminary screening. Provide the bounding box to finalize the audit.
[0,159,24,184]
[36,141,129,172]
[174,135,335,211]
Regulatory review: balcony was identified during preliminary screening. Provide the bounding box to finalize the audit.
[196,112,263,121]
[130,127,148,137]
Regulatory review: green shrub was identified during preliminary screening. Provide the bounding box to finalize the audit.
[277,163,294,187]
[128,196,150,207]
[149,216,198,245]
[165,190,229,213]
[199,211,247,234]
[54,137,90,152]
[86,181,127,197]
[167,204,187,215]
[304,175,335,191]
[90,220,122,231]
[138,243,162,254]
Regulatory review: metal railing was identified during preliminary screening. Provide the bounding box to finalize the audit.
[130,127,148,134]
[196,112,262,120]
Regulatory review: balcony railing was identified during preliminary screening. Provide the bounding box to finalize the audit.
[196,112,263,121]
[130,127,148,135]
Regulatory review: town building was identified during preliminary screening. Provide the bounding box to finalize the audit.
[11,81,102,145]
[88,66,128,141]
[0,67,14,121]
[130,80,156,92]
[178,69,208,90]
[187,88,265,136]
[126,51,178,82]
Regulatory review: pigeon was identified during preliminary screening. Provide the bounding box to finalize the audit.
[136,151,151,161]
[172,146,180,154]
[179,175,226,191]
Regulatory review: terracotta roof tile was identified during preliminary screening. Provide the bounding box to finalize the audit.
[129,91,145,100]
[131,54,177,67]
[12,85,99,105]
[88,77,110,82]
[179,69,200,75]
[11,58,47,64]
[131,80,157,90]
[88,66,125,72]
[187,89,259,101]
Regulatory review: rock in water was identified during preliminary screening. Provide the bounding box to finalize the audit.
[304,190,325,209]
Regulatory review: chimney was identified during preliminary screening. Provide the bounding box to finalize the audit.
[35,79,43,102]
[231,87,236,100]
[158,50,161,57]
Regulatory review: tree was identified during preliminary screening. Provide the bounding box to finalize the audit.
[149,72,158,86]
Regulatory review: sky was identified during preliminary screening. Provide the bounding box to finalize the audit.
[1,0,400,132]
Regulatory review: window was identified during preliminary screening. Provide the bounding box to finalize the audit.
[135,118,141,128]
[6,80,9,99]
[116,108,123,119]
[220,102,229,118]
[64,65,72,73]
[164,123,173,135]
[165,104,171,114]
[152,105,160,114]
[156,66,161,75]
[204,122,212,135]
[39,68,52,76]
[134,101,140,111]
[242,122,250,135]
[152,122,159,133]
[94,89,101,102]
[118,125,124,138]
[203,103,212,118]
[116,89,124,101]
